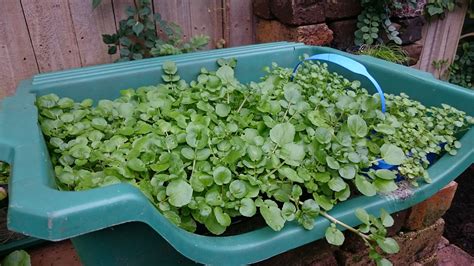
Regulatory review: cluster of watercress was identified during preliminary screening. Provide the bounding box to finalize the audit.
[37,58,472,264]
[0,161,8,185]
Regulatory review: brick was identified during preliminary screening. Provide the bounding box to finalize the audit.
[341,210,408,254]
[28,240,81,266]
[270,0,326,26]
[256,19,333,46]
[253,0,274,19]
[405,181,457,231]
[325,0,362,20]
[336,219,445,266]
[297,24,334,46]
[395,16,425,45]
[256,239,337,266]
[437,243,474,266]
[256,19,294,43]
[328,19,357,50]
[402,42,423,66]
[390,0,427,18]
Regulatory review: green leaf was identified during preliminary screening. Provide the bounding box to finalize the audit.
[380,209,394,227]
[204,212,226,235]
[214,207,231,227]
[374,178,398,193]
[215,103,231,117]
[2,250,31,266]
[380,144,406,165]
[376,237,400,254]
[314,195,334,211]
[270,123,295,146]
[302,199,319,216]
[239,198,256,217]
[325,226,345,246]
[216,65,234,83]
[229,180,247,198]
[374,124,395,135]
[127,158,147,172]
[347,114,368,137]
[283,83,302,103]
[355,175,377,196]
[162,61,178,75]
[326,156,340,170]
[166,179,193,207]
[260,203,285,231]
[282,202,297,221]
[355,208,370,224]
[314,127,333,144]
[181,147,195,160]
[314,172,331,183]
[278,167,304,183]
[92,0,102,9]
[280,143,305,166]
[328,176,347,192]
[377,258,393,266]
[375,169,397,180]
[213,166,232,185]
[339,165,356,179]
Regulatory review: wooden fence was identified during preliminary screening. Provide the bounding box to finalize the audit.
[0,0,255,98]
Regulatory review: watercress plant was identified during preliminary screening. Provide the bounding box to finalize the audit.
[37,58,472,264]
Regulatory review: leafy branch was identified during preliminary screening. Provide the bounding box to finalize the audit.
[96,0,209,61]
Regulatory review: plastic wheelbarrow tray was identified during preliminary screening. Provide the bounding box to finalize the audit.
[1,42,473,265]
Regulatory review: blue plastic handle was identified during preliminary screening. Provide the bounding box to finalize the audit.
[291,53,386,113]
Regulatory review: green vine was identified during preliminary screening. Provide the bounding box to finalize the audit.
[96,0,209,62]
[424,0,457,19]
[449,41,474,88]
[355,0,402,46]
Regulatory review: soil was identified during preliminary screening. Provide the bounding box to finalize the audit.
[443,164,474,255]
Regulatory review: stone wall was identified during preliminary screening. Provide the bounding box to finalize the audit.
[253,0,426,65]
[257,181,458,265]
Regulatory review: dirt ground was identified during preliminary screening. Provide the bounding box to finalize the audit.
[443,164,474,255]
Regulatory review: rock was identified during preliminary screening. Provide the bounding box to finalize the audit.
[325,0,362,20]
[328,19,357,50]
[395,16,425,44]
[402,42,423,65]
[253,0,274,19]
[256,19,334,46]
[270,0,326,26]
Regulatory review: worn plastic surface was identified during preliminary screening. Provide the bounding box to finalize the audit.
[1,42,473,265]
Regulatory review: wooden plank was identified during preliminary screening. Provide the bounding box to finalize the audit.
[189,0,223,48]
[153,0,223,48]
[21,0,82,73]
[0,1,38,98]
[415,0,468,75]
[153,0,193,41]
[68,0,118,66]
[112,0,135,28]
[224,0,255,47]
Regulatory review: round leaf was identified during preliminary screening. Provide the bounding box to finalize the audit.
[325,226,345,246]
[270,123,295,146]
[166,179,193,207]
[213,166,232,185]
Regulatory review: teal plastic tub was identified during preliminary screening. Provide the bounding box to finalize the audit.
[1,42,473,265]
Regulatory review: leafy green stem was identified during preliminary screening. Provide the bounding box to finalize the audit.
[320,211,371,241]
